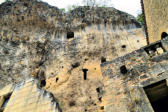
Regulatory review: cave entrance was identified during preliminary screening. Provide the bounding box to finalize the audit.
[82,69,88,80]
[144,79,168,112]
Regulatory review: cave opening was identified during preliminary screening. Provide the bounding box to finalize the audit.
[161,32,168,39]
[120,65,127,74]
[144,79,168,112]
[82,69,88,80]
[67,32,74,39]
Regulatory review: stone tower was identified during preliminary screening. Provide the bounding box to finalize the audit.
[142,0,168,44]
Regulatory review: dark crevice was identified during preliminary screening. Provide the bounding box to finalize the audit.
[1,93,11,108]
[96,87,102,102]
[56,77,59,83]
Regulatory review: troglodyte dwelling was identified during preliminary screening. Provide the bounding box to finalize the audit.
[0,0,167,112]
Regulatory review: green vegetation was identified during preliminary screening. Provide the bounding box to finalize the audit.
[60,8,65,12]
[5,0,12,2]
[68,4,79,12]
[137,13,144,26]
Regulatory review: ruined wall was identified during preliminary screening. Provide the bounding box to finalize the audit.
[101,39,168,112]
[0,0,147,111]
[142,0,168,43]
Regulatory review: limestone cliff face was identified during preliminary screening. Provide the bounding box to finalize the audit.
[0,0,146,111]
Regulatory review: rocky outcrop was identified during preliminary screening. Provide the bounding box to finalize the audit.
[0,0,146,111]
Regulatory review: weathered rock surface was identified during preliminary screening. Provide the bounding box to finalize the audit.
[0,0,146,111]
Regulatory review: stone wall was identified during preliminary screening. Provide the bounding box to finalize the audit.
[142,0,168,43]
[101,38,168,111]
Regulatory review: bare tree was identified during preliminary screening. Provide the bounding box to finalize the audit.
[82,0,97,7]
[82,0,113,7]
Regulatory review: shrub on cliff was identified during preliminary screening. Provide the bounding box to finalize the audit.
[137,13,144,26]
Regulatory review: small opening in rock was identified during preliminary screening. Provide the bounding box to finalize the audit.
[122,45,126,49]
[67,32,74,39]
[96,88,100,93]
[1,93,11,108]
[120,65,127,74]
[40,80,46,87]
[56,77,59,83]
[98,97,102,102]
[144,79,168,112]
[85,58,88,61]
[72,62,80,68]
[82,69,88,80]
[100,106,104,110]
[101,57,106,63]
[161,32,168,39]
[69,101,76,107]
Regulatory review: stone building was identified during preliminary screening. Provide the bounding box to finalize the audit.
[141,0,168,44]
[1,0,167,112]
[101,38,168,111]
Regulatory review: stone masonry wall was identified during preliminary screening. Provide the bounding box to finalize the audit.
[101,38,168,112]
[142,0,168,43]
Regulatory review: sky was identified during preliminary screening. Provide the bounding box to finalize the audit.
[0,0,142,17]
